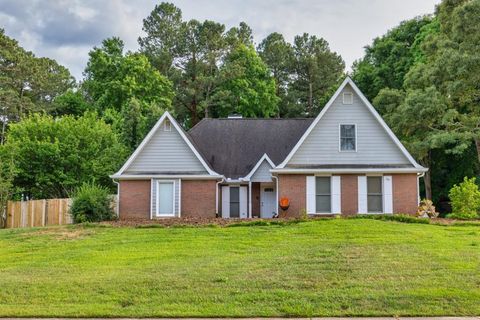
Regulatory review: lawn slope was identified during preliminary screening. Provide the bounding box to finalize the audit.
[0,219,479,317]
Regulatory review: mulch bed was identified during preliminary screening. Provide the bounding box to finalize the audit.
[99,216,480,228]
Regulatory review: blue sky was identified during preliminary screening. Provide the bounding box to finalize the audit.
[0,0,440,80]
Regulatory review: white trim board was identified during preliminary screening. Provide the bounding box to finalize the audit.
[277,77,425,170]
[271,167,428,174]
[113,111,219,177]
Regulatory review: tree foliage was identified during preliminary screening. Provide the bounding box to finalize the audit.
[83,37,174,149]
[0,29,74,142]
[2,113,127,199]
[352,16,433,101]
[213,44,279,117]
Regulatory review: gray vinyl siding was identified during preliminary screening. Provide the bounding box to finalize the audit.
[151,178,180,217]
[126,124,207,173]
[250,160,273,182]
[288,84,411,166]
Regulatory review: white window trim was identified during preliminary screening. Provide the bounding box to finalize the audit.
[366,176,383,214]
[156,180,176,217]
[343,91,353,104]
[338,123,357,153]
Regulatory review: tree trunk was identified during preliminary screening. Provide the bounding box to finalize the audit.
[475,138,480,164]
[308,82,313,115]
[424,169,432,200]
[421,153,432,200]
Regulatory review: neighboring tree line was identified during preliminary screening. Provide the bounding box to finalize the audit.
[352,0,480,208]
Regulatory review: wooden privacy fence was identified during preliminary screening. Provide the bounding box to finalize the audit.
[6,198,73,228]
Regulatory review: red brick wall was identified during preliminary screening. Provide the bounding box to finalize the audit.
[251,182,261,217]
[393,174,418,214]
[278,174,307,217]
[181,180,217,218]
[340,174,358,215]
[119,180,151,220]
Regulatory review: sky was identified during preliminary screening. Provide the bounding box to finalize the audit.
[0,0,440,81]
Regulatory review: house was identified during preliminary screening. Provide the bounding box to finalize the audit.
[110,77,427,219]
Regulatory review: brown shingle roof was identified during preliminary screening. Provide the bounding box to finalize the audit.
[188,118,314,179]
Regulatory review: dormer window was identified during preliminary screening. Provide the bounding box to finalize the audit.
[343,92,353,104]
[340,124,356,151]
[164,119,171,131]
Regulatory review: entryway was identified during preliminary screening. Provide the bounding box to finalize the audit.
[260,183,276,218]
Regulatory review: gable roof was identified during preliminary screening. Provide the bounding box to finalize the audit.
[244,153,275,181]
[278,77,425,170]
[113,111,219,177]
[188,118,313,179]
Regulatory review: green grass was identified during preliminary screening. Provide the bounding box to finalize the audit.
[0,219,479,317]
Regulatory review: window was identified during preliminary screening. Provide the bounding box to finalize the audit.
[343,92,353,104]
[164,119,171,131]
[229,187,240,218]
[367,177,383,213]
[315,177,331,213]
[340,124,356,151]
[156,181,174,216]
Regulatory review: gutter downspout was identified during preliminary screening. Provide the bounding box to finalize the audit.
[248,180,252,218]
[112,179,120,218]
[215,177,225,217]
[417,172,425,205]
[272,175,279,216]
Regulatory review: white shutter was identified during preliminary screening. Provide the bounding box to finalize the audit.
[306,176,316,214]
[383,175,393,214]
[331,176,341,214]
[358,176,367,213]
[221,186,230,218]
[239,186,248,218]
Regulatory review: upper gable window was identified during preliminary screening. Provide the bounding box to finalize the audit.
[343,92,353,104]
[340,124,356,151]
[164,119,172,131]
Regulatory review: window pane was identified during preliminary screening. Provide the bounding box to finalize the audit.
[368,195,383,212]
[341,124,355,137]
[230,187,239,202]
[340,125,356,151]
[158,182,174,215]
[341,138,355,151]
[316,177,331,194]
[367,177,382,194]
[316,195,331,213]
[230,203,240,218]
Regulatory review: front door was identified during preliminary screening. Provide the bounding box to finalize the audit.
[260,185,276,218]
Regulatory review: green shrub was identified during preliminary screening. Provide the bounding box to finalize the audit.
[70,183,115,223]
[447,177,480,219]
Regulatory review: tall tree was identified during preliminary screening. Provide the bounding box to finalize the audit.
[212,44,279,118]
[0,29,74,142]
[417,0,480,163]
[139,3,261,126]
[82,37,174,149]
[289,33,344,116]
[257,33,297,117]
[351,16,433,101]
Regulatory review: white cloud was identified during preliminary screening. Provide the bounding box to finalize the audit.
[0,0,440,80]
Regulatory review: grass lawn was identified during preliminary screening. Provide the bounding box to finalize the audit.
[0,218,479,317]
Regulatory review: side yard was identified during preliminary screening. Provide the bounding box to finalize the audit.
[0,219,479,317]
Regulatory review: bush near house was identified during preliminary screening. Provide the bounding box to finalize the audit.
[447,177,480,220]
[70,183,115,223]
